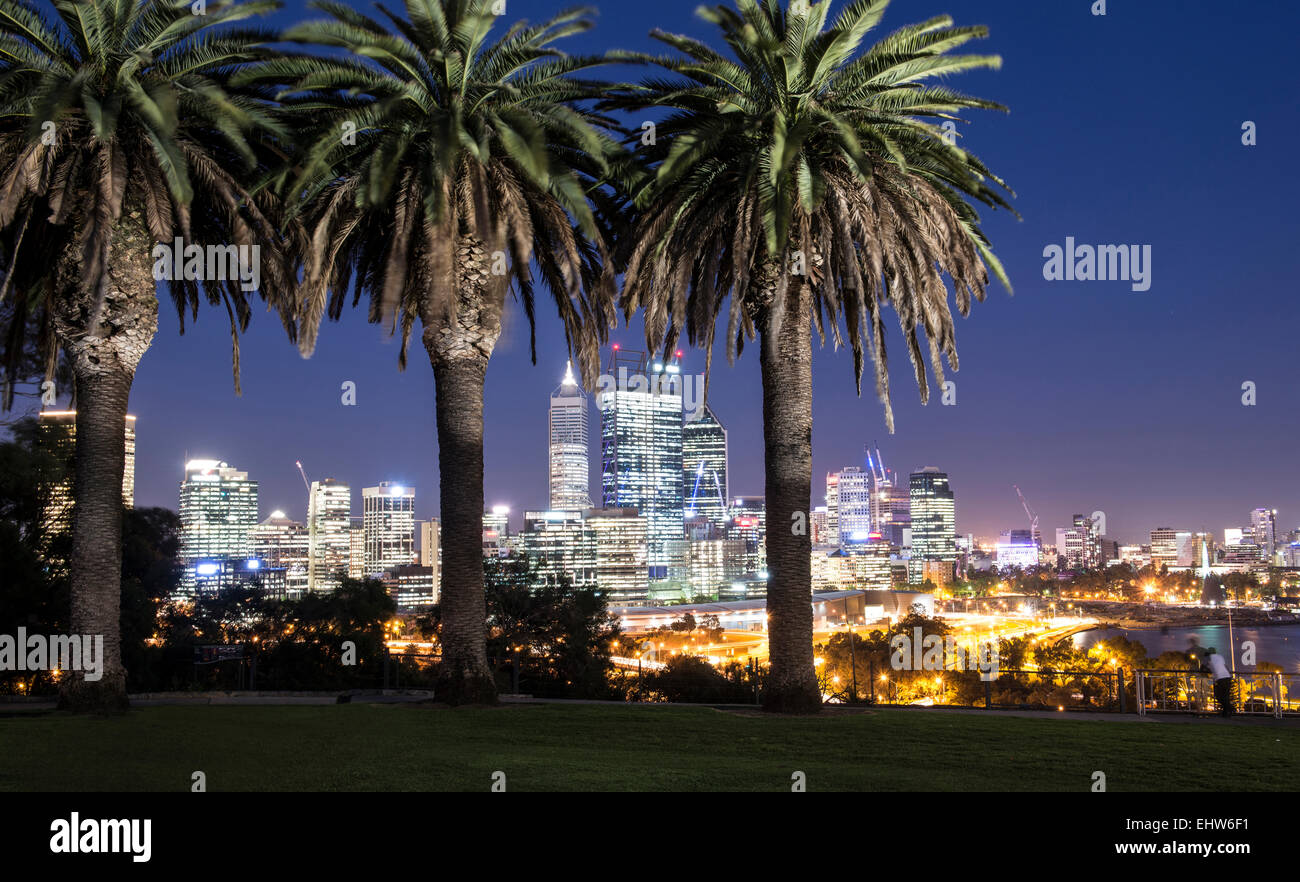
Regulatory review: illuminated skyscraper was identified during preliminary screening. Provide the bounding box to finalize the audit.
[307,478,351,592]
[908,468,956,584]
[996,529,1039,570]
[522,510,596,588]
[1250,508,1277,559]
[825,472,840,544]
[362,482,415,573]
[482,505,510,557]
[549,361,591,510]
[728,496,766,575]
[37,410,136,544]
[178,459,259,592]
[683,404,728,530]
[1056,514,1102,569]
[1150,527,1184,571]
[832,466,871,547]
[599,347,684,577]
[586,507,649,603]
[251,511,309,594]
[420,519,441,596]
[348,524,365,578]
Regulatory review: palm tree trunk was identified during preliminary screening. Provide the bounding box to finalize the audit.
[53,206,157,713]
[758,275,821,713]
[425,234,500,705]
[431,356,497,704]
[59,366,131,711]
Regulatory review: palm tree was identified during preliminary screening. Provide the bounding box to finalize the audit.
[0,0,298,711]
[266,0,627,704]
[610,0,1014,712]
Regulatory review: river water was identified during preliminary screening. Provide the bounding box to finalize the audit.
[1073,624,1300,672]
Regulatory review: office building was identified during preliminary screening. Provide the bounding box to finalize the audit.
[1057,514,1102,570]
[348,524,365,579]
[728,496,767,575]
[908,468,956,584]
[178,459,259,592]
[832,466,872,547]
[599,348,684,577]
[810,506,829,545]
[996,529,1040,570]
[586,508,649,603]
[36,410,136,545]
[251,511,310,595]
[682,404,728,530]
[362,482,415,573]
[1251,508,1277,560]
[1150,527,1184,571]
[483,505,511,557]
[522,510,596,588]
[548,361,591,511]
[420,519,441,592]
[307,478,351,592]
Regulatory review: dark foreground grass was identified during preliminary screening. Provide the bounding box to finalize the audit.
[1,703,1295,791]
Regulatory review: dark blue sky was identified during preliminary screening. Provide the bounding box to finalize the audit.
[90,0,1300,543]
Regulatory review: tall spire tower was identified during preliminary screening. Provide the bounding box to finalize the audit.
[548,360,591,510]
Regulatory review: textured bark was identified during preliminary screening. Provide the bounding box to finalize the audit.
[53,207,158,713]
[425,236,500,705]
[757,272,822,714]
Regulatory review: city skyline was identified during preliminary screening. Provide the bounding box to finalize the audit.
[39,347,1293,551]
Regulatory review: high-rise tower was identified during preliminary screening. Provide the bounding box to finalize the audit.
[362,482,415,573]
[307,478,351,592]
[908,467,956,584]
[599,347,685,577]
[37,410,136,546]
[683,404,728,530]
[178,459,258,592]
[548,361,590,510]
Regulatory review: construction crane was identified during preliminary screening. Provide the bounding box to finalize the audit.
[1014,485,1039,544]
[295,460,311,493]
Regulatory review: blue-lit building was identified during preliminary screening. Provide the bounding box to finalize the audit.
[599,348,685,579]
[683,404,728,531]
[191,557,288,598]
[178,459,260,595]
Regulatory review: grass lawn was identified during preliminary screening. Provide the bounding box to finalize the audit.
[1,703,1295,791]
